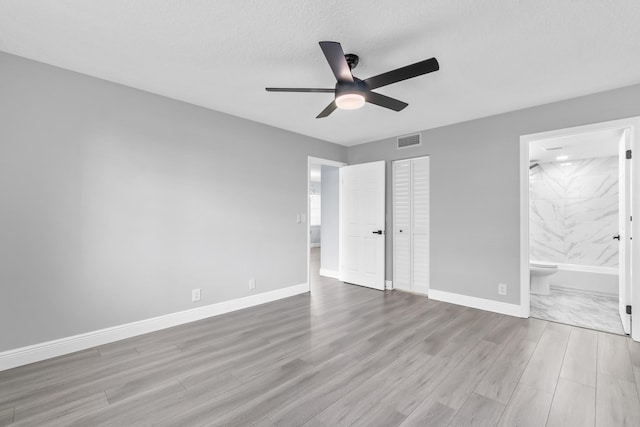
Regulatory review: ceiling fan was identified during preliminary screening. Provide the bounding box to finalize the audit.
[266,41,439,118]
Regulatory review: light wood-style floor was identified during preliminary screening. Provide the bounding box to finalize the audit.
[1,250,640,426]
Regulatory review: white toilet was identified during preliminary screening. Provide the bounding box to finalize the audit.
[530,262,558,295]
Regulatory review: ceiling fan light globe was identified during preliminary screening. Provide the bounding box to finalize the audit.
[335,93,365,110]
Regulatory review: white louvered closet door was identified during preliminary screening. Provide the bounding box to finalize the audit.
[393,160,412,292]
[411,157,430,294]
[393,156,430,295]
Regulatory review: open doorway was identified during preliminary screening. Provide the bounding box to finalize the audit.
[529,128,625,334]
[520,117,640,341]
[307,157,345,291]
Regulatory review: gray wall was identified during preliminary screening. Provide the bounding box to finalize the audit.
[349,83,640,305]
[320,166,339,273]
[0,52,347,352]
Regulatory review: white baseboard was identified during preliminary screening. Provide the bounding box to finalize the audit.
[319,268,340,279]
[310,243,321,248]
[0,283,309,372]
[385,280,393,290]
[428,289,525,318]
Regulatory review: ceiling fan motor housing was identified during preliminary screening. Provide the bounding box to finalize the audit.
[335,78,368,97]
[334,78,368,110]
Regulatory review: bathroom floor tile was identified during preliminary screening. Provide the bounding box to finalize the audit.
[530,288,625,335]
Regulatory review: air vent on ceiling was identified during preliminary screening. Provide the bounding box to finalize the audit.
[397,133,421,149]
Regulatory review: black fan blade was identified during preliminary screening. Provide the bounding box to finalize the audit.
[266,88,334,93]
[316,101,337,118]
[364,57,439,90]
[365,91,408,111]
[319,41,354,83]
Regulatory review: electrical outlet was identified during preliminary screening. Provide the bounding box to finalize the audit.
[192,288,201,302]
[498,283,507,296]
[249,279,256,290]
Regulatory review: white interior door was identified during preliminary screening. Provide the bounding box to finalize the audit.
[339,161,386,290]
[619,130,632,334]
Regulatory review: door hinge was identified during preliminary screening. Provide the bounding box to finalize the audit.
[627,305,632,315]
[626,149,632,159]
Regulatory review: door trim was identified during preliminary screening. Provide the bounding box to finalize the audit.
[307,157,347,292]
[519,117,640,341]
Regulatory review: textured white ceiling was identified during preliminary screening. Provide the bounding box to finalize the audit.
[1,1,640,146]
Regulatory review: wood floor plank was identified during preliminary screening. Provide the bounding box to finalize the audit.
[634,366,640,403]
[392,398,456,427]
[596,373,640,427]
[156,352,352,426]
[0,343,184,410]
[301,419,328,427]
[430,340,501,410]
[397,398,457,427]
[11,392,109,426]
[629,340,640,403]
[518,322,571,392]
[448,392,505,427]
[598,332,635,382]
[382,310,505,418]
[560,327,597,387]
[347,346,444,421]
[435,311,502,359]
[350,402,407,427]
[0,407,14,425]
[263,312,444,427]
[312,349,431,426]
[628,339,640,369]
[546,377,595,427]
[388,313,496,416]
[96,343,139,358]
[474,333,538,404]
[0,348,100,384]
[421,307,477,356]
[498,383,553,427]
[0,349,102,400]
[68,379,188,426]
[515,317,548,343]
[483,315,522,346]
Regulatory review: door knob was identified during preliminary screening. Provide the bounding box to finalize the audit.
[613,235,621,240]
[372,230,384,235]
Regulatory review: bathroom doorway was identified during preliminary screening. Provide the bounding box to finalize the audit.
[520,117,640,340]
[307,157,345,291]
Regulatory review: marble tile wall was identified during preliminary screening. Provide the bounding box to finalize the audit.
[530,156,619,267]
